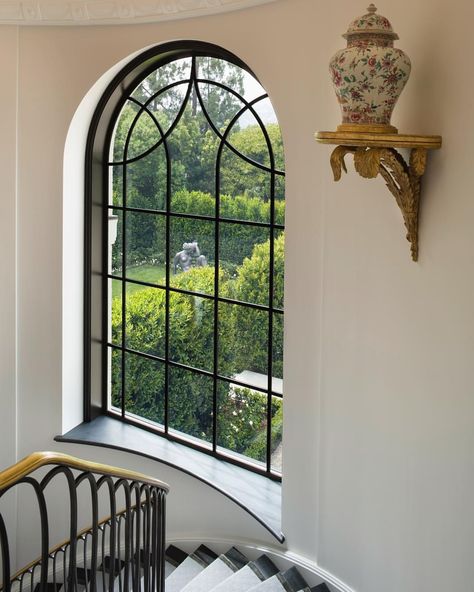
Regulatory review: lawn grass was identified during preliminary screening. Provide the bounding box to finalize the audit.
[112,264,166,298]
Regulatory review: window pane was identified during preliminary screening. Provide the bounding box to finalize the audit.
[220,192,271,225]
[111,101,140,163]
[132,58,191,134]
[196,81,244,132]
[275,188,285,225]
[273,231,285,310]
[169,293,214,373]
[222,225,271,306]
[220,223,270,300]
[125,211,165,275]
[273,312,284,380]
[220,144,271,207]
[125,351,165,426]
[171,189,215,218]
[126,108,162,161]
[125,146,167,212]
[250,98,280,133]
[109,347,122,412]
[217,379,267,467]
[218,302,268,383]
[125,287,165,358]
[169,367,213,444]
[110,279,122,345]
[169,103,217,197]
[110,166,123,207]
[195,56,255,103]
[271,395,283,474]
[110,209,123,276]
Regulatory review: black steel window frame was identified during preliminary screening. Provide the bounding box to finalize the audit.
[84,41,284,481]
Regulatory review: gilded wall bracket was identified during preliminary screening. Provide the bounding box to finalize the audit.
[315,131,442,261]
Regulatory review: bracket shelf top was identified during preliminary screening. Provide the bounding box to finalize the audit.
[315,131,442,150]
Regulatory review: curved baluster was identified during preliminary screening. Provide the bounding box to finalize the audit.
[0,513,11,592]
[0,453,168,592]
[41,467,78,592]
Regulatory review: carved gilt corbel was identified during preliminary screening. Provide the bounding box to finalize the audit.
[315,131,442,261]
[330,145,428,261]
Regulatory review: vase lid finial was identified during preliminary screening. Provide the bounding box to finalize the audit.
[343,4,399,41]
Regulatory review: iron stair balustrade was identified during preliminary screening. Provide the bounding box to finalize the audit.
[0,452,168,592]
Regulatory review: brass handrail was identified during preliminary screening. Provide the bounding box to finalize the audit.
[0,451,169,493]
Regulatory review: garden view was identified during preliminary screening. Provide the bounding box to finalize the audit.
[108,56,285,473]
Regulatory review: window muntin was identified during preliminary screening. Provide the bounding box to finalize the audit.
[103,48,284,479]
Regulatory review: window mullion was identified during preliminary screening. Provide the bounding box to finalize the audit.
[266,170,276,474]
[121,163,127,419]
[164,144,172,436]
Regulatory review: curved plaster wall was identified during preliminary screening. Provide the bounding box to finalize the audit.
[1,1,474,591]
[0,0,280,25]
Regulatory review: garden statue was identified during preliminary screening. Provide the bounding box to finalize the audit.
[173,241,207,274]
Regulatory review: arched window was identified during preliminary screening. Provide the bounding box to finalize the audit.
[85,42,285,479]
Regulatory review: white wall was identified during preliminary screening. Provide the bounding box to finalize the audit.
[0,25,18,568]
[0,1,474,591]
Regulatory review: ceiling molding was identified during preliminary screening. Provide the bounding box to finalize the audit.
[0,0,280,25]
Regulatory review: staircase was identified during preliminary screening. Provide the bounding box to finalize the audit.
[0,453,332,592]
[164,545,329,592]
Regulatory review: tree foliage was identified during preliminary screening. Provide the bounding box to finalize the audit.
[221,124,285,202]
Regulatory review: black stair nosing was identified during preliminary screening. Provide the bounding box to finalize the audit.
[249,554,280,581]
[101,555,126,574]
[223,546,248,571]
[310,585,330,592]
[278,566,309,592]
[76,567,92,585]
[191,544,219,567]
[165,545,188,568]
[34,584,63,592]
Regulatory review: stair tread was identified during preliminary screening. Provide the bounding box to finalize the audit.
[180,548,247,592]
[208,563,264,592]
[165,552,207,592]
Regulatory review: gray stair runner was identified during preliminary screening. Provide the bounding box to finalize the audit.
[179,547,248,592]
[165,545,217,592]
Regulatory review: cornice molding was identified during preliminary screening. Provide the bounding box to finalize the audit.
[0,0,280,25]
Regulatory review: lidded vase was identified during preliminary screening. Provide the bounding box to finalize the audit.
[329,4,411,133]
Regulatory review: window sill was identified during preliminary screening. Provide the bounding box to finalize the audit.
[55,415,283,543]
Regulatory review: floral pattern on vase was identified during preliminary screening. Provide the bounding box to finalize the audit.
[329,4,411,132]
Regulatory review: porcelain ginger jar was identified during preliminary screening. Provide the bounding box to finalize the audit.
[329,4,411,133]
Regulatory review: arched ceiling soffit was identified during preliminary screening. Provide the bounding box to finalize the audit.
[0,0,280,25]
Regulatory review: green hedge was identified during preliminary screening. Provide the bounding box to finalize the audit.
[113,190,285,271]
[111,234,284,460]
